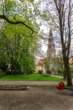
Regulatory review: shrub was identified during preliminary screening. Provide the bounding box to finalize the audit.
[70,67,73,72]
[0,69,5,77]
[29,70,34,74]
[58,68,64,73]
[0,62,8,72]
[46,70,51,74]
[58,66,73,73]
[38,70,43,74]
[16,70,24,75]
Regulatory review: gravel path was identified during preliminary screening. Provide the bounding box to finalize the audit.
[0,81,72,110]
[0,86,73,110]
[0,81,66,86]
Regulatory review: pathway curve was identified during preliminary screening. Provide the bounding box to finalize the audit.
[51,75,63,78]
[0,81,66,86]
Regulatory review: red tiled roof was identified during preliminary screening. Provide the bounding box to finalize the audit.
[38,58,73,65]
[38,59,46,65]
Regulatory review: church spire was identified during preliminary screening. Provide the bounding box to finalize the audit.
[50,28,52,34]
[48,28,54,43]
[47,29,56,57]
[47,29,56,73]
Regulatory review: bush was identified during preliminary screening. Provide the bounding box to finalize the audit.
[70,67,73,72]
[0,62,8,72]
[46,70,51,74]
[59,69,64,73]
[16,70,24,75]
[38,70,43,74]
[58,66,73,73]
[29,70,34,74]
[58,68,64,73]
[0,69,5,77]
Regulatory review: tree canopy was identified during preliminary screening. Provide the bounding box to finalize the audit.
[0,0,41,74]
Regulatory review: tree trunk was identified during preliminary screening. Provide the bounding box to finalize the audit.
[64,58,72,86]
[66,65,72,86]
[63,69,67,80]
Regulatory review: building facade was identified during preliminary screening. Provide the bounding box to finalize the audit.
[35,29,73,74]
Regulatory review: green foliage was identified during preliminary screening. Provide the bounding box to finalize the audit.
[45,59,49,70]
[0,18,39,74]
[16,70,24,75]
[0,0,42,75]
[58,66,73,73]
[38,70,43,74]
[41,12,50,21]
[3,0,40,30]
[49,2,52,4]
[0,69,5,77]
[58,67,64,73]
[70,67,73,72]
[29,0,34,2]
[46,70,52,74]
[0,62,8,72]
[44,58,50,74]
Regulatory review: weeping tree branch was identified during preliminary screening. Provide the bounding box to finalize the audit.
[0,0,35,33]
[0,15,34,33]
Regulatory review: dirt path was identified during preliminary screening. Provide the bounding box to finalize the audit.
[0,81,66,86]
[0,86,73,110]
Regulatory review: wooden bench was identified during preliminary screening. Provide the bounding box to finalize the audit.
[0,85,27,90]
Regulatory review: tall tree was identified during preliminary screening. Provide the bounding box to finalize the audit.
[0,0,42,74]
[53,0,72,86]
[41,0,73,85]
[0,19,39,74]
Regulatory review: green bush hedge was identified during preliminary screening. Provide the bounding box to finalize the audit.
[58,66,73,73]
[38,70,43,74]
[0,69,5,77]
[58,68,64,73]
[16,70,24,75]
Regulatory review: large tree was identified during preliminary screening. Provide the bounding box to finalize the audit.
[41,0,73,86]
[0,21,39,74]
[53,0,72,86]
[0,0,42,74]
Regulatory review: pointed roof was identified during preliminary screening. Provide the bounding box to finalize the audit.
[49,28,52,36]
[38,58,46,65]
[48,28,54,42]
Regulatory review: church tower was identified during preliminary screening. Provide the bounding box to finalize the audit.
[47,29,56,72]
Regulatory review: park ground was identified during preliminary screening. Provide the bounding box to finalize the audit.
[0,74,73,110]
[0,86,73,110]
[0,81,73,110]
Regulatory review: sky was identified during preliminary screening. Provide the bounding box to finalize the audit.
[35,0,50,54]
[35,0,73,60]
[39,0,73,57]
[37,0,60,52]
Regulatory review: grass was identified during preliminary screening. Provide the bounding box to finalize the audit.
[53,73,73,78]
[53,73,63,77]
[65,85,73,89]
[0,73,65,81]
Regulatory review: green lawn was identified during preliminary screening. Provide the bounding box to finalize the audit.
[53,73,73,78]
[53,73,63,77]
[0,73,65,81]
